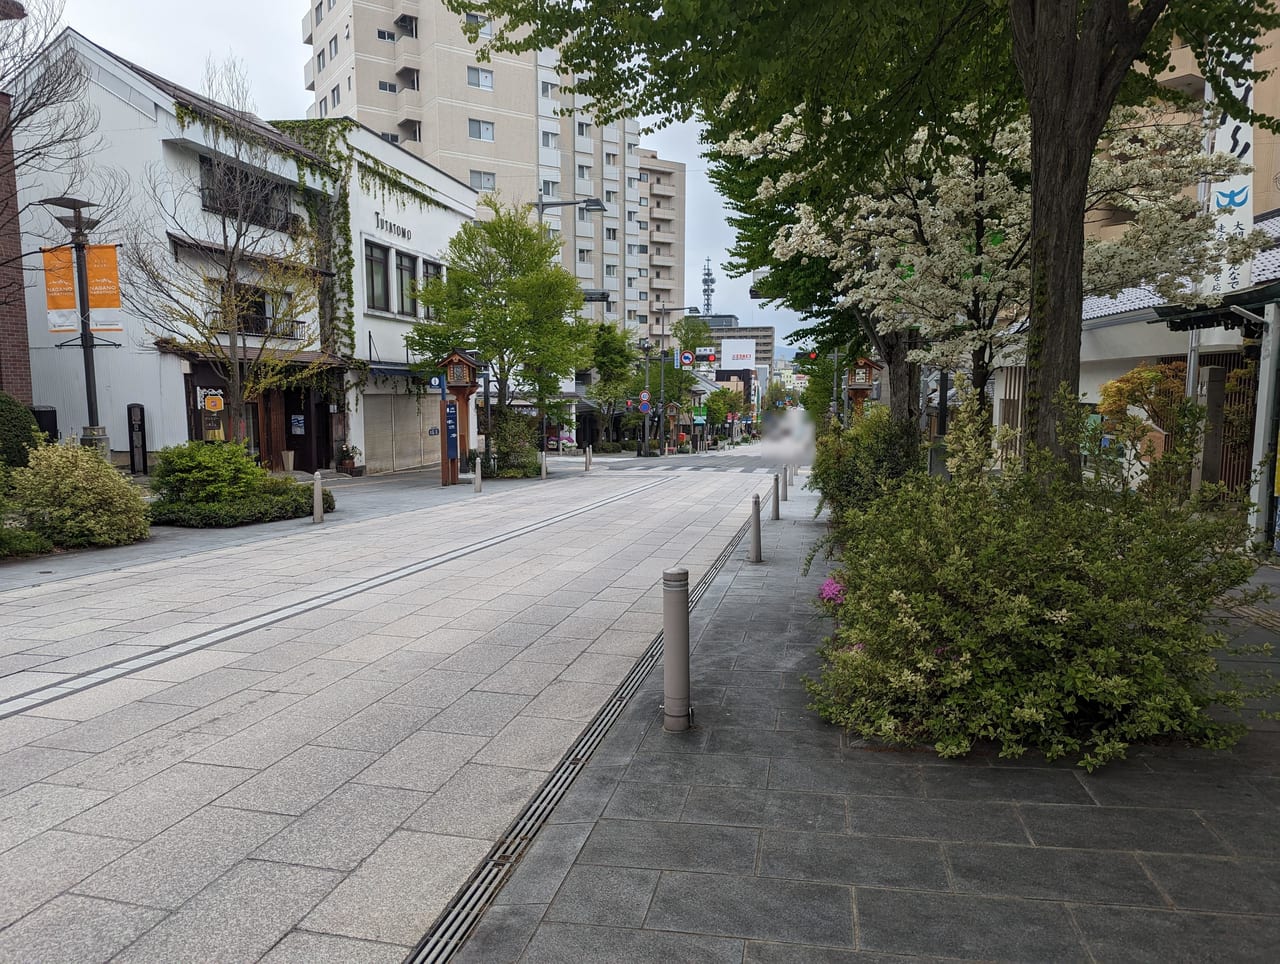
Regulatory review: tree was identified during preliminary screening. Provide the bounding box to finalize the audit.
[119,59,327,445]
[2,2,120,310]
[586,322,634,442]
[763,104,1261,434]
[671,315,710,354]
[459,0,1280,466]
[761,379,788,412]
[405,195,591,416]
[706,386,743,437]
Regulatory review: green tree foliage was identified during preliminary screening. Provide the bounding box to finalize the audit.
[705,387,742,435]
[671,315,710,354]
[761,379,788,412]
[586,323,635,443]
[808,406,925,519]
[405,195,592,414]
[10,442,149,548]
[459,0,1279,466]
[0,392,40,469]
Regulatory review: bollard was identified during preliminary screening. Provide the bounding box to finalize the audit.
[312,471,323,524]
[749,495,763,563]
[781,466,789,502]
[474,457,482,493]
[662,567,691,732]
[541,449,547,480]
[585,445,592,472]
[772,474,781,520]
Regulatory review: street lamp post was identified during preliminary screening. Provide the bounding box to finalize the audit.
[535,193,606,227]
[653,304,700,456]
[638,337,653,456]
[41,196,107,454]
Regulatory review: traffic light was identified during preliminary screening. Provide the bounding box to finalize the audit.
[808,351,818,360]
[695,347,717,364]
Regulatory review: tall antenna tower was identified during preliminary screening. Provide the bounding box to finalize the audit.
[701,258,715,315]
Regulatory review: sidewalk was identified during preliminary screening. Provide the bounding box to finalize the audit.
[456,481,1280,963]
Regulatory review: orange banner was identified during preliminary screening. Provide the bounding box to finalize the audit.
[43,245,121,311]
[43,247,75,311]
[87,245,121,309]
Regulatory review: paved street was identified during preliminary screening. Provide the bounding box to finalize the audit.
[0,458,772,962]
[457,483,1280,963]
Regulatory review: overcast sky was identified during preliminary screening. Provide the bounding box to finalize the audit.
[59,0,807,356]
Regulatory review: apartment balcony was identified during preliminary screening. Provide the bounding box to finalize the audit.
[394,0,420,20]
[397,104,423,129]
[539,145,561,168]
[649,253,675,268]
[602,165,620,182]
[574,134,595,154]
[650,180,677,197]
[650,275,675,293]
[575,177,595,196]
[650,229,677,245]
[539,96,561,118]
[602,125,620,143]
[603,277,620,292]
[395,47,422,76]
[603,240,619,256]
[1159,42,1204,97]
[576,262,595,280]
[302,10,313,44]
[304,59,315,92]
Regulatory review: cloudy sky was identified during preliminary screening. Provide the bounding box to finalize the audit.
[59,0,807,355]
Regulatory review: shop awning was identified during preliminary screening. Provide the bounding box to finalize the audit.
[155,339,345,368]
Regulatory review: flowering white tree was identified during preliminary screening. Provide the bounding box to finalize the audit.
[730,104,1264,422]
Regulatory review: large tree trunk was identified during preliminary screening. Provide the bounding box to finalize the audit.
[881,328,920,430]
[1009,0,1169,469]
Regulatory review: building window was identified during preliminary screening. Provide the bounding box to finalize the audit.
[316,50,325,73]
[378,80,397,93]
[467,66,494,89]
[576,121,590,136]
[604,190,617,203]
[466,12,492,37]
[318,98,328,118]
[637,314,648,325]
[200,156,294,232]
[605,264,617,277]
[605,151,618,165]
[329,36,338,57]
[396,252,418,316]
[541,130,559,149]
[381,132,400,143]
[638,268,648,277]
[627,142,638,154]
[577,205,592,222]
[577,249,591,263]
[330,85,340,107]
[638,291,648,301]
[421,259,443,318]
[638,220,648,230]
[638,171,649,181]
[540,80,558,97]
[402,68,420,90]
[377,28,397,41]
[576,163,591,179]
[626,211,635,222]
[404,121,421,142]
[626,176,637,188]
[468,118,495,141]
[626,277,634,288]
[365,241,390,312]
[541,179,559,197]
[469,170,496,191]
[315,3,323,26]
[400,16,418,38]
[639,196,648,206]
[605,227,617,240]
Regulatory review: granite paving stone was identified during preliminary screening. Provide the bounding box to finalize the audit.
[1019,802,1228,853]
[42,727,221,792]
[473,715,585,771]
[0,831,135,929]
[354,729,488,793]
[419,690,530,736]
[645,870,854,946]
[494,823,593,906]
[404,763,546,838]
[601,781,688,822]
[1070,903,1280,962]
[31,700,191,753]
[0,744,92,797]
[113,859,343,963]
[520,922,744,964]
[307,701,438,752]
[521,680,617,722]
[0,782,112,852]
[213,745,379,815]
[258,932,410,964]
[74,805,292,908]
[252,783,426,870]
[946,842,1165,904]
[845,795,1026,843]
[0,894,165,964]
[452,903,545,964]
[301,830,492,945]
[760,829,949,889]
[544,865,660,927]
[577,819,759,874]
[1138,853,1280,914]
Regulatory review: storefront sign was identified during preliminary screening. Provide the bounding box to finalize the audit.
[445,402,459,460]
[196,387,225,413]
[291,414,306,436]
[1206,55,1254,296]
[717,338,756,370]
[374,211,413,241]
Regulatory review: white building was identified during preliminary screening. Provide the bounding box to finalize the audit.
[17,31,475,474]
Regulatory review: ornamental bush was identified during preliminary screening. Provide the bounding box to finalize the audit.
[808,405,924,519]
[149,484,334,528]
[0,392,40,468]
[10,442,150,548]
[150,440,266,504]
[808,464,1269,771]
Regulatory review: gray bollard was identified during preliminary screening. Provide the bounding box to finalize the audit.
[474,457,482,493]
[585,445,592,472]
[749,494,762,563]
[772,474,781,521]
[312,471,323,524]
[662,567,691,732]
[781,466,789,502]
[541,449,547,480]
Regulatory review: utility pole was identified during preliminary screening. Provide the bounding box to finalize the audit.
[658,349,666,455]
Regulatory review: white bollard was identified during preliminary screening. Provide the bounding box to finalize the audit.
[474,457,482,493]
[541,449,547,480]
[312,471,323,524]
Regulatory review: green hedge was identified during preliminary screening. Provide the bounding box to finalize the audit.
[0,525,53,559]
[150,440,265,503]
[9,442,149,548]
[0,392,40,469]
[151,484,335,528]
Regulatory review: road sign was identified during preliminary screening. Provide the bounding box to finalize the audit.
[639,401,652,414]
[680,351,694,366]
[639,390,651,402]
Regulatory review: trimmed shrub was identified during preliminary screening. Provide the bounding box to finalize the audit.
[0,525,53,558]
[10,442,150,548]
[808,465,1268,771]
[809,406,924,519]
[150,484,335,528]
[150,441,266,504]
[0,393,40,468]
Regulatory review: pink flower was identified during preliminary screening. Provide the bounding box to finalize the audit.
[819,577,846,606]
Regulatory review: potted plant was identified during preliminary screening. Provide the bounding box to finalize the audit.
[337,442,362,476]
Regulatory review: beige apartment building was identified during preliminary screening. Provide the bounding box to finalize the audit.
[300,0,687,340]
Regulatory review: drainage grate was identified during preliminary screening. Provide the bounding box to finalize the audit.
[405,488,768,964]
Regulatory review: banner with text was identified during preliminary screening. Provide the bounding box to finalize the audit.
[1206,58,1254,297]
[43,245,124,333]
[717,338,757,371]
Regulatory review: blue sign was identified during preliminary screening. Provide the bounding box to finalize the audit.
[445,402,459,460]
[639,401,651,414]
